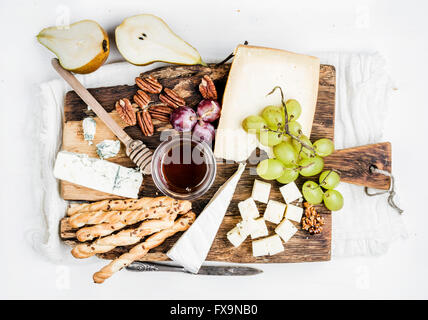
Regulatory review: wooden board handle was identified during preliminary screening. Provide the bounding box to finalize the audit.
[324,142,391,190]
[51,58,133,146]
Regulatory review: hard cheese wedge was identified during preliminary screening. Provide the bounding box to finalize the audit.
[167,163,246,273]
[214,45,320,161]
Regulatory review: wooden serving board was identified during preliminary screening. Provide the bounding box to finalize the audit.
[58,63,390,263]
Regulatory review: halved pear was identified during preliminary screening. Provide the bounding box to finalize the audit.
[115,14,204,66]
[37,20,109,74]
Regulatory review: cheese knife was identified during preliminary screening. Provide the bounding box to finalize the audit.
[126,261,263,276]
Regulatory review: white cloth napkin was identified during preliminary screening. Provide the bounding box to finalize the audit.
[30,54,407,263]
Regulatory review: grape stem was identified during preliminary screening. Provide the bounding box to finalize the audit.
[266,86,316,153]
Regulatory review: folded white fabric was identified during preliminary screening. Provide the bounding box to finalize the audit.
[30,53,407,263]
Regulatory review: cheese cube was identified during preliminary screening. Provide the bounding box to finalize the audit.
[250,217,268,239]
[252,235,284,257]
[227,226,247,247]
[263,200,286,224]
[285,204,304,222]
[275,219,298,243]
[251,179,271,203]
[238,198,259,220]
[279,182,302,204]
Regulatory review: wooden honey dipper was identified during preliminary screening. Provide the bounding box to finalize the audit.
[51,58,152,174]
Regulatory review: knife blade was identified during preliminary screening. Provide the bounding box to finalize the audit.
[126,261,263,276]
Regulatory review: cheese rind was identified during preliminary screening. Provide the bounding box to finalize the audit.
[264,200,286,224]
[251,179,271,203]
[238,198,260,220]
[285,204,304,222]
[279,182,303,204]
[275,219,298,243]
[214,45,320,161]
[252,235,284,257]
[53,151,142,198]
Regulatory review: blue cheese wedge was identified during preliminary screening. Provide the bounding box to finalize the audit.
[53,151,142,198]
[82,117,96,145]
[252,235,284,257]
[264,200,286,224]
[96,140,120,159]
[275,219,298,243]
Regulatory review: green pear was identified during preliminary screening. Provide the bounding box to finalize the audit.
[115,14,205,66]
[37,20,109,74]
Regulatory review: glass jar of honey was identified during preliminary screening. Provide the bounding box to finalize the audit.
[151,134,216,200]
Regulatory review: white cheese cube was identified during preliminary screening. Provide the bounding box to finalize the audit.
[252,235,284,257]
[275,219,298,243]
[238,198,259,220]
[251,179,271,203]
[279,182,302,204]
[227,226,247,247]
[250,217,268,239]
[263,200,286,224]
[285,204,304,222]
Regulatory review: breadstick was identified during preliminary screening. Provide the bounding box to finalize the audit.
[93,212,196,284]
[69,197,181,228]
[67,196,172,216]
[71,215,177,259]
[75,200,191,242]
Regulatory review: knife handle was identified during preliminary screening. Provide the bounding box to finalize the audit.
[126,261,186,273]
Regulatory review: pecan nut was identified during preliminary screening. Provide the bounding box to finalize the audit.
[137,110,154,136]
[148,104,174,122]
[159,88,186,108]
[133,90,151,108]
[301,203,325,235]
[135,76,163,94]
[115,98,136,126]
[199,75,217,100]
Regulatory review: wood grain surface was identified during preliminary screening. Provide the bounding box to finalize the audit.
[59,63,336,263]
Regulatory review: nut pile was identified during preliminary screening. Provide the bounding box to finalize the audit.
[301,202,325,235]
[115,75,187,137]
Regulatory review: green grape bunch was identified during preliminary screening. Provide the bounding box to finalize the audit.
[241,86,344,211]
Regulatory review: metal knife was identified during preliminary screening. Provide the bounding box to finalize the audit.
[126,261,263,276]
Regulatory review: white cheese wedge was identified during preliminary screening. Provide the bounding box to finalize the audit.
[251,179,271,203]
[285,204,304,222]
[252,235,284,257]
[238,198,259,220]
[167,163,246,274]
[275,219,298,243]
[250,217,268,239]
[279,182,303,204]
[264,200,286,224]
[53,151,142,198]
[214,45,320,161]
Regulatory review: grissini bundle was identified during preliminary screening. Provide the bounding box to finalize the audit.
[67,196,173,216]
[75,200,191,241]
[93,212,196,284]
[71,214,178,259]
[69,197,186,228]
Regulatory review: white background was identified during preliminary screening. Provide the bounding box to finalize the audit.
[1,0,427,299]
